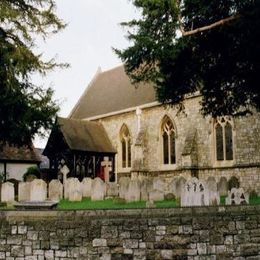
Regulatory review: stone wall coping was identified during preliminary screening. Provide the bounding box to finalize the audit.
[1,205,260,221]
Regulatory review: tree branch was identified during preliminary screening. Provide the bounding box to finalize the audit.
[182,15,240,36]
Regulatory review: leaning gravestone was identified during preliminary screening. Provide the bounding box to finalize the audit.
[81,178,92,198]
[181,177,209,206]
[119,177,130,200]
[48,180,63,201]
[1,182,15,202]
[217,177,228,196]
[176,177,187,198]
[106,182,119,197]
[91,177,106,201]
[30,179,47,202]
[207,177,220,205]
[66,178,82,202]
[225,188,249,205]
[18,182,31,201]
[126,179,141,202]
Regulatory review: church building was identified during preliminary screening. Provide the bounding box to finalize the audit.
[44,65,260,191]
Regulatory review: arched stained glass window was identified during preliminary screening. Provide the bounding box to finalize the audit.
[120,125,131,168]
[161,116,176,165]
[214,117,233,161]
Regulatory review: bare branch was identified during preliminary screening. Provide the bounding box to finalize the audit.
[182,15,240,36]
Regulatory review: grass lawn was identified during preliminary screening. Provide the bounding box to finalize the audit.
[57,198,180,210]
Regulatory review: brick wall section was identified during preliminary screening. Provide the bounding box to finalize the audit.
[0,206,260,259]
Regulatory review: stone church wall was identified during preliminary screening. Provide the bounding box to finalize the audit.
[97,95,260,189]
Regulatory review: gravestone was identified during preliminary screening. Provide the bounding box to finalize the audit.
[106,183,119,197]
[66,178,82,202]
[1,182,15,202]
[217,177,228,196]
[176,177,187,198]
[140,178,153,201]
[225,188,249,205]
[181,177,209,206]
[18,182,31,201]
[60,164,70,198]
[207,177,220,205]
[119,177,130,199]
[48,180,63,201]
[81,178,92,198]
[101,157,112,183]
[126,179,141,202]
[30,179,47,202]
[153,177,165,193]
[149,189,164,201]
[91,177,106,201]
[168,177,179,196]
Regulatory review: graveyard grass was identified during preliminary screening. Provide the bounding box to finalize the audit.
[58,198,179,210]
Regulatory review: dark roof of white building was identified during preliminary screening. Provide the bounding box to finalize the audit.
[70,65,157,119]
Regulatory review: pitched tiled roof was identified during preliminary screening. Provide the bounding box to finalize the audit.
[0,143,41,163]
[55,117,116,153]
[70,65,157,119]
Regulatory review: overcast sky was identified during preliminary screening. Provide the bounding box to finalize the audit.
[34,0,139,147]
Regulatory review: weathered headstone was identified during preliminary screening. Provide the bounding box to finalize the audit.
[101,157,112,183]
[217,177,228,196]
[207,177,220,205]
[168,177,179,196]
[60,164,70,198]
[225,188,249,205]
[66,178,82,202]
[81,178,93,198]
[18,182,31,202]
[176,177,187,198]
[126,179,141,202]
[106,183,119,197]
[140,178,153,201]
[149,189,164,201]
[91,177,106,201]
[48,180,63,201]
[1,182,15,202]
[153,177,165,193]
[30,179,47,202]
[119,177,130,199]
[181,177,209,206]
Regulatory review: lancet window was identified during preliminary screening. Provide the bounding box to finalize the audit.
[120,124,131,168]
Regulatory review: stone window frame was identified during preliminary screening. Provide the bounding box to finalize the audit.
[159,115,178,170]
[212,116,235,167]
[119,124,132,171]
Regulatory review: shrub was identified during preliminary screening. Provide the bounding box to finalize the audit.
[228,176,240,190]
[23,166,41,182]
[164,193,175,201]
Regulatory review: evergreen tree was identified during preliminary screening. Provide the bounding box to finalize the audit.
[0,0,67,145]
[115,0,260,116]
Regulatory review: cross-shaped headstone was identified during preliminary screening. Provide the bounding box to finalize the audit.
[101,157,112,183]
[60,164,70,196]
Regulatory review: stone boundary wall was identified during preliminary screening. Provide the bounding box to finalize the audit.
[0,206,260,259]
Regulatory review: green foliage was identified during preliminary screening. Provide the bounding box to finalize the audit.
[23,166,41,182]
[249,190,258,199]
[228,176,240,190]
[115,0,260,116]
[0,0,67,145]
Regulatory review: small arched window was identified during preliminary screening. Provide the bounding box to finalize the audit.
[214,116,233,161]
[161,116,176,165]
[120,124,131,168]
